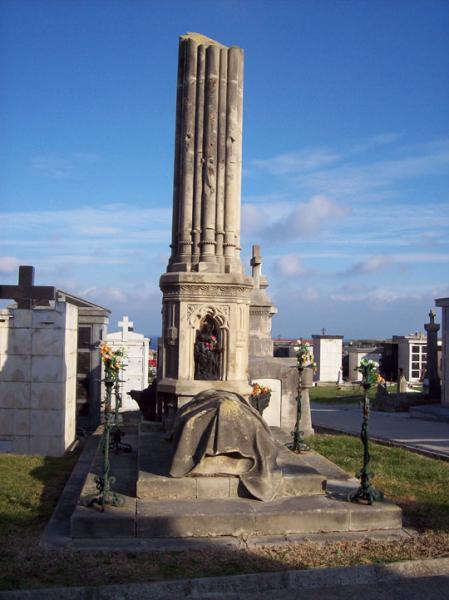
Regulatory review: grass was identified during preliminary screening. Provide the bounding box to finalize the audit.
[309,384,396,404]
[0,435,448,591]
[308,434,449,531]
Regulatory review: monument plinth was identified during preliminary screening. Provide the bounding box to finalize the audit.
[158,33,252,408]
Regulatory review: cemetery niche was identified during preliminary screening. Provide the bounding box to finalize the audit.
[0,266,110,456]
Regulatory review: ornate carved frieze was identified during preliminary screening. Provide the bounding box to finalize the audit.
[161,283,251,300]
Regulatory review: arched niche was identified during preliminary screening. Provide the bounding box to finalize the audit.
[194,315,222,380]
[188,304,230,381]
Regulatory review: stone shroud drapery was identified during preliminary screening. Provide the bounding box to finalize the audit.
[168,33,244,275]
[169,389,283,501]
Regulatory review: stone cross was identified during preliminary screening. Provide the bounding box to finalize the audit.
[424,308,440,399]
[118,316,134,341]
[0,265,56,309]
[250,245,262,288]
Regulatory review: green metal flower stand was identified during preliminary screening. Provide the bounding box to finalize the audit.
[288,367,309,453]
[348,381,384,505]
[110,377,132,454]
[81,375,124,510]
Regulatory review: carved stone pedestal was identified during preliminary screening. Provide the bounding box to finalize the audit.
[158,272,253,409]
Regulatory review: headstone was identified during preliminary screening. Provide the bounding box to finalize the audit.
[397,368,408,393]
[157,33,253,410]
[107,316,149,411]
[424,309,441,399]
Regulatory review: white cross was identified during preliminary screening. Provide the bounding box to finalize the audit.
[118,315,134,340]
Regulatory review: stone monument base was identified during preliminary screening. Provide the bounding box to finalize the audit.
[157,378,252,409]
[70,421,403,541]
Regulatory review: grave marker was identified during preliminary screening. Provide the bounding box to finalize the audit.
[0,266,55,309]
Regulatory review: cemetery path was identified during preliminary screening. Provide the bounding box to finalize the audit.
[311,403,449,459]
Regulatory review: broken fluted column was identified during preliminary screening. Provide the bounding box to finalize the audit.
[168,33,244,274]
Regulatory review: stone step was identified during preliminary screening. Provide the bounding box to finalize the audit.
[71,494,402,540]
[135,496,402,538]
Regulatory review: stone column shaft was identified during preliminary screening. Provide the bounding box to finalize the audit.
[167,34,244,274]
[177,38,197,264]
[224,47,243,268]
[192,45,205,263]
[169,40,185,265]
[215,48,228,267]
[200,44,220,263]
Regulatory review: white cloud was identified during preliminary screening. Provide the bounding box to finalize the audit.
[252,149,341,175]
[31,155,72,179]
[267,195,347,239]
[293,139,449,201]
[80,226,122,236]
[30,152,101,179]
[274,254,308,277]
[79,286,128,303]
[347,255,395,275]
[0,256,21,276]
[329,285,422,305]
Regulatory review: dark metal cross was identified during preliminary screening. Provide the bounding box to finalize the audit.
[0,266,56,309]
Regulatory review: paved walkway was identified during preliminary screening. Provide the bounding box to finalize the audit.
[311,403,449,459]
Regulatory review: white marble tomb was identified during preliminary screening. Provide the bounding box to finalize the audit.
[0,302,78,456]
[107,316,150,412]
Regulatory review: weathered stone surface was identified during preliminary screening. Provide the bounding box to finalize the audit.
[168,33,243,274]
[71,499,136,539]
[136,498,256,538]
[138,430,325,501]
[349,499,402,531]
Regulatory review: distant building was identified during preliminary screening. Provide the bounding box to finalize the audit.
[312,334,343,383]
[272,338,313,358]
[381,334,442,383]
[347,345,382,382]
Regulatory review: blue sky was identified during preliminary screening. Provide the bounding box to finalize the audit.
[1,0,448,340]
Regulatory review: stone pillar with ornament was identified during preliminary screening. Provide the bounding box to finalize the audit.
[158,33,253,410]
[424,309,441,400]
